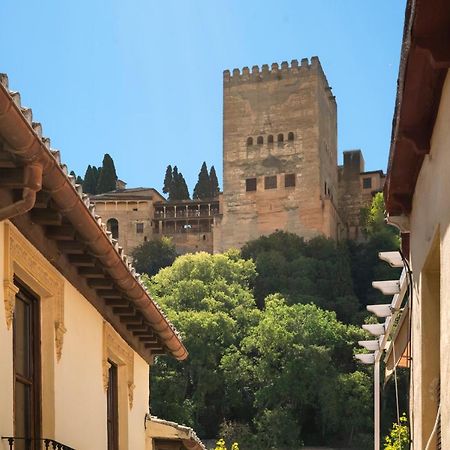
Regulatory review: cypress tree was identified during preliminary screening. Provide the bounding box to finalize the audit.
[178,172,190,200]
[163,165,173,195]
[193,162,210,199]
[76,176,84,185]
[170,166,180,201]
[82,165,97,195]
[209,165,220,198]
[97,154,118,194]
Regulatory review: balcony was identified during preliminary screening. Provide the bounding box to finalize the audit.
[1,437,75,450]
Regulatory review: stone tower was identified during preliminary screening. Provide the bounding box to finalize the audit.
[214,57,341,252]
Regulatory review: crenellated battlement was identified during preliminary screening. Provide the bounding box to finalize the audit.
[224,56,328,85]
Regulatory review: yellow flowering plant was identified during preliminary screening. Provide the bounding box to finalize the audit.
[214,438,239,450]
[384,414,409,450]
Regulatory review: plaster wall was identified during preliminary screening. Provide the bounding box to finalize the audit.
[219,59,338,252]
[0,221,150,450]
[0,220,14,442]
[409,69,450,449]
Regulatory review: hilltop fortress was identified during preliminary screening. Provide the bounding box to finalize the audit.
[91,57,385,255]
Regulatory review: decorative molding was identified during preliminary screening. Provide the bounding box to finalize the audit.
[103,321,135,409]
[3,222,66,360]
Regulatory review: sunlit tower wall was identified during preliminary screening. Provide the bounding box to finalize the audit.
[214,57,340,252]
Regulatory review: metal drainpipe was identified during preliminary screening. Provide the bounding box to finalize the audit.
[0,162,43,221]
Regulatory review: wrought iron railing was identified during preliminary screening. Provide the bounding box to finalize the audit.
[1,437,75,450]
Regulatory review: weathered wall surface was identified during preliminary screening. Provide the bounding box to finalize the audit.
[408,70,450,449]
[218,57,339,252]
[94,199,154,256]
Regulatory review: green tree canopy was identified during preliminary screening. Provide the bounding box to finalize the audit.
[163,164,173,195]
[193,162,211,199]
[96,153,118,194]
[209,165,220,197]
[131,237,178,276]
[169,166,190,200]
[147,251,260,437]
[241,232,360,323]
[82,165,97,194]
[221,296,371,448]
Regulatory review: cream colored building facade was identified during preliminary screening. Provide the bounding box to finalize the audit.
[0,74,191,450]
[384,0,450,447]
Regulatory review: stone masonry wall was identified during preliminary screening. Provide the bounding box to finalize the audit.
[217,57,339,252]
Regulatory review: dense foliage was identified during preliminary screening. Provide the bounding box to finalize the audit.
[96,153,118,194]
[144,194,400,449]
[146,251,372,448]
[193,162,220,199]
[163,165,190,200]
[82,153,118,195]
[131,237,178,276]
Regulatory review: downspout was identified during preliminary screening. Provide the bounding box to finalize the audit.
[0,162,43,221]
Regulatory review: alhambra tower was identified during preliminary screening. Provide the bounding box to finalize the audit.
[214,57,341,252]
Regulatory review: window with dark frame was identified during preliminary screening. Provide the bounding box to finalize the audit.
[13,281,41,450]
[107,361,119,450]
[285,174,296,188]
[268,135,274,144]
[257,136,263,145]
[245,178,257,192]
[136,223,144,234]
[246,137,253,146]
[277,133,284,143]
[288,132,294,141]
[363,177,372,189]
[264,175,277,190]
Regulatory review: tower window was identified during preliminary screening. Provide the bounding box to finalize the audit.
[246,178,257,192]
[277,133,284,143]
[257,136,263,145]
[246,137,253,146]
[285,173,296,188]
[268,135,274,144]
[363,177,372,189]
[136,223,144,233]
[264,175,277,190]
[288,132,294,141]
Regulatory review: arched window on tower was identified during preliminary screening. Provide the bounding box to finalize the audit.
[107,218,119,240]
[277,133,284,143]
[246,137,253,146]
[288,132,294,141]
[257,136,264,145]
[268,135,274,144]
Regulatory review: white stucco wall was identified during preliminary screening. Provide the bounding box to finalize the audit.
[0,220,14,444]
[409,69,450,449]
[0,220,150,450]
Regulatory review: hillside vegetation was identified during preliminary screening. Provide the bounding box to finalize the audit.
[143,194,400,449]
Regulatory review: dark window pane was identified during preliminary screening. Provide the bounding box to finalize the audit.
[15,381,31,443]
[288,132,294,141]
[285,174,296,188]
[107,361,119,450]
[265,176,277,190]
[136,223,144,233]
[246,178,257,192]
[363,177,372,189]
[14,298,31,377]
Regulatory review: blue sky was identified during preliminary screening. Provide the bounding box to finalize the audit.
[1,1,406,193]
